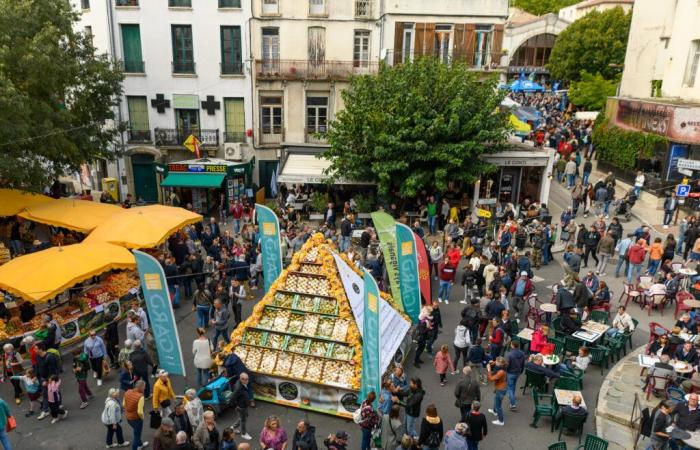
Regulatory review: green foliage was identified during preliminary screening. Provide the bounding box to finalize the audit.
[592,118,666,171]
[547,7,631,82]
[322,58,510,199]
[568,72,618,111]
[512,0,578,16]
[309,191,330,212]
[352,193,375,213]
[0,0,123,190]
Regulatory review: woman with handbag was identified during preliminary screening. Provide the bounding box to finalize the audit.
[153,370,176,418]
[0,397,14,450]
[2,343,24,405]
[379,405,403,450]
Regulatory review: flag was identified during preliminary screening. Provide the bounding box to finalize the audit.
[360,268,380,405]
[270,164,278,198]
[370,211,403,311]
[255,203,282,292]
[396,223,420,324]
[413,232,431,305]
[193,138,201,159]
[133,250,186,376]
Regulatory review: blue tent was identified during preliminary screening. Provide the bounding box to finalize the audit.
[510,73,545,93]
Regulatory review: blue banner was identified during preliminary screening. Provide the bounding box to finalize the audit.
[133,250,186,376]
[370,211,403,311]
[396,223,421,324]
[255,204,282,292]
[360,268,381,405]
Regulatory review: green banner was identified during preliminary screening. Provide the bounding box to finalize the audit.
[360,268,380,405]
[255,204,282,292]
[370,211,403,311]
[395,223,420,324]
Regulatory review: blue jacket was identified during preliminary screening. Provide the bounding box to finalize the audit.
[506,349,525,375]
[84,336,106,359]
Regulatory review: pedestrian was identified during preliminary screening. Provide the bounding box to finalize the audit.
[231,372,252,440]
[193,410,219,450]
[102,387,130,448]
[614,235,633,278]
[183,389,203,432]
[444,422,469,450]
[35,342,60,420]
[634,170,645,198]
[596,231,615,276]
[466,339,486,384]
[427,196,438,235]
[192,328,213,388]
[47,374,67,424]
[434,344,456,386]
[71,348,92,409]
[429,241,444,280]
[144,329,160,378]
[2,343,24,405]
[486,357,507,426]
[120,361,137,392]
[418,404,444,450]
[209,299,230,345]
[124,380,148,450]
[357,391,379,450]
[454,366,481,423]
[153,417,177,450]
[104,318,121,369]
[129,340,152,398]
[192,283,213,329]
[465,401,488,450]
[10,368,40,417]
[259,414,288,450]
[169,400,193,440]
[230,279,245,326]
[291,420,318,450]
[438,256,457,304]
[453,319,472,370]
[84,329,107,386]
[153,370,176,418]
[323,430,349,450]
[582,225,600,269]
[393,377,424,438]
[220,428,237,450]
[648,237,664,276]
[0,397,13,450]
[379,405,403,450]
[627,239,648,283]
[118,340,134,368]
[504,340,525,411]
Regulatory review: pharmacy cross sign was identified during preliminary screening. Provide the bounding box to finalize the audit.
[201,96,220,115]
[150,94,170,113]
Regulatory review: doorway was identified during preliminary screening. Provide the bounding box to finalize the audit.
[176,109,200,140]
[131,153,158,203]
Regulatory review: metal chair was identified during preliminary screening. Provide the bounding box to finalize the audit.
[619,282,641,308]
[531,389,557,430]
[645,374,673,400]
[646,293,668,316]
[589,310,610,325]
[674,291,695,319]
[563,336,584,357]
[549,442,567,450]
[604,335,625,362]
[574,433,609,450]
[621,318,639,351]
[560,366,585,388]
[557,412,588,443]
[648,322,670,343]
[666,386,687,406]
[550,336,565,357]
[522,369,548,395]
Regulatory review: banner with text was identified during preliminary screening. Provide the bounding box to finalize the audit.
[370,211,403,311]
[133,250,186,376]
[360,268,381,405]
[413,232,431,305]
[396,223,420,323]
[255,204,283,292]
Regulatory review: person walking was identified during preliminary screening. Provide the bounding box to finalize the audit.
[582,225,600,269]
[486,357,507,426]
[10,368,40,417]
[429,241,444,281]
[504,340,525,411]
[72,349,92,409]
[35,343,60,420]
[465,401,488,450]
[102,388,130,448]
[169,401,193,440]
[454,366,481,423]
[648,237,664,276]
[259,415,288,450]
[47,375,67,424]
[153,370,176,418]
[379,405,403,450]
[231,372,252,440]
[192,329,213,388]
[627,239,648,283]
[124,380,148,450]
[192,411,219,450]
[129,341,152,398]
[438,257,457,304]
[2,343,24,405]
[393,377,425,438]
[104,318,121,369]
[418,404,444,450]
[209,299,230,345]
[192,283,213,329]
[230,279,245,326]
[153,417,177,450]
[453,319,472,370]
[444,423,469,450]
[427,197,438,235]
[634,171,645,198]
[596,231,615,276]
[434,345,456,387]
[357,391,379,450]
[84,329,107,387]
[291,420,318,450]
[119,361,137,393]
[0,397,14,450]
[144,330,160,379]
[183,389,204,432]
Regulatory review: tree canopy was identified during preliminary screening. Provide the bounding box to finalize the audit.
[0,0,123,190]
[547,7,631,82]
[568,72,618,111]
[322,58,510,198]
[512,0,578,16]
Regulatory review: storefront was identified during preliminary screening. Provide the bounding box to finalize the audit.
[161,157,254,214]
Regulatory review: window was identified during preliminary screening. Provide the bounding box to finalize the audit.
[84,26,93,46]
[81,0,90,9]
[220,26,242,74]
[260,96,283,135]
[120,24,144,73]
[309,0,325,15]
[306,96,328,133]
[434,24,452,63]
[127,96,150,142]
[262,0,278,14]
[684,40,700,87]
[262,28,280,72]
[308,27,325,64]
[474,25,493,67]
[116,0,139,5]
[402,24,414,63]
[355,0,371,18]
[224,98,245,142]
[219,0,240,7]
[171,25,194,73]
[353,30,370,68]
[169,0,191,7]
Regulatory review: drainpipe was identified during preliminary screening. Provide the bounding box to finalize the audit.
[378,0,385,61]
[106,0,126,201]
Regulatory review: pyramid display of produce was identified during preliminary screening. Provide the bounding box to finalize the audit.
[221,233,411,416]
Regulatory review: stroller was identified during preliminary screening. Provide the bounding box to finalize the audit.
[614,192,637,222]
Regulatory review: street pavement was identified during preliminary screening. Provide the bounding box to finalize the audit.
[0,179,684,449]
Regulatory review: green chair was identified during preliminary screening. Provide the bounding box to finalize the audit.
[622,318,639,351]
[605,335,625,362]
[552,316,562,332]
[589,346,610,375]
[550,336,565,357]
[555,375,582,391]
[509,320,520,336]
[589,310,609,325]
[549,442,568,450]
[557,412,588,443]
[531,389,557,430]
[522,369,548,395]
[574,433,609,450]
[560,366,585,389]
[563,336,584,357]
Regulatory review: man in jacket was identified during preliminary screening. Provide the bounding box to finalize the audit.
[582,225,600,268]
[555,283,576,313]
[563,247,582,275]
[614,235,633,278]
[444,422,470,450]
[392,377,425,438]
[231,372,252,440]
[35,342,60,420]
[124,380,148,450]
[596,231,616,276]
[663,192,679,229]
[339,215,353,252]
[169,400,193,439]
[505,341,525,411]
[465,402,488,449]
[454,366,481,423]
[209,299,230,345]
[291,420,318,450]
[129,340,153,398]
[627,239,648,283]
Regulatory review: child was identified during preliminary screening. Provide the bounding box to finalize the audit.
[221,427,237,450]
[467,339,487,385]
[11,368,41,417]
[72,349,92,409]
[47,375,67,424]
[433,345,456,386]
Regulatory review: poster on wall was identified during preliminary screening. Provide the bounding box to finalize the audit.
[666,144,690,181]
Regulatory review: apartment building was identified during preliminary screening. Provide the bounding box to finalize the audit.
[74,0,253,204]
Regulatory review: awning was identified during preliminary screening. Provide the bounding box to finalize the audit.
[0,189,54,217]
[277,153,373,185]
[161,173,225,188]
[18,198,121,233]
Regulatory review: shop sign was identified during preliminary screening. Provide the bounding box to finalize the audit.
[477,198,497,205]
[678,158,700,171]
[230,166,246,175]
[477,208,492,218]
[482,156,548,167]
[669,107,700,143]
[615,99,673,136]
[168,163,228,173]
[666,144,689,181]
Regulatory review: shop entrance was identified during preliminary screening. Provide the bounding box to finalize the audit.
[131,153,158,203]
[259,160,279,198]
[176,109,200,138]
[498,167,521,205]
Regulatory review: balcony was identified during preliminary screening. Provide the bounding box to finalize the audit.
[154,128,219,148]
[259,128,284,145]
[305,128,327,144]
[224,132,247,143]
[172,60,196,74]
[354,0,372,18]
[127,129,152,144]
[383,50,503,69]
[255,59,378,81]
[220,62,244,75]
[119,59,145,74]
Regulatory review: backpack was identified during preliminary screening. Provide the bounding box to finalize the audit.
[353,406,363,424]
[514,278,527,297]
[426,429,441,447]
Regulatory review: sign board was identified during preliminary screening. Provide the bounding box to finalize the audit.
[477,208,492,218]
[168,163,227,173]
[667,144,690,181]
[183,135,201,153]
[172,94,199,109]
[680,168,694,177]
[678,158,700,171]
[677,184,691,198]
[477,198,497,205]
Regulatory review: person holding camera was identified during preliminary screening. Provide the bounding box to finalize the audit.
[486,357,507,426]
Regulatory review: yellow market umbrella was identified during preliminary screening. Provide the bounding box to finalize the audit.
[0,189,54,217]
[0,243,135,302]
[510,114,532,136]
[85,205,202,249]
[18,198,121,233]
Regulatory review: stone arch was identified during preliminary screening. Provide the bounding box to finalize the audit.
[124,146,162,160]
[506,14,570,65]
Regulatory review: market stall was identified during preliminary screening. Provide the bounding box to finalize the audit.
[218,233,411,418]
[18,198,122,233]
[0,189,54,217]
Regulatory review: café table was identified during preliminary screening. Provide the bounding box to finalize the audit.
[679,269,697,291]
[678,429,700,449]
[542,354,560,366]
[572,330,602,343]
[581,320,610,335]
[539,303,558,313]
[516,328,534,341]
[554,389,586,408]
[638,355,694,374]
[685,299,700,310]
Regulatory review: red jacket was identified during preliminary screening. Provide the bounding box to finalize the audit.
[439,263,457,282]
[530,329,548,353]
[447,248,461,267]
[628,244,647,265]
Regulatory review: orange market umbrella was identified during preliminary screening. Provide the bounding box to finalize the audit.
[0,243,135,302]
[84,204,202,249]
[0,189,54,217]
[18,198,121,233]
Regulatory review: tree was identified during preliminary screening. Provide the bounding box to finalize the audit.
[512,0,578,16]
[0,0,123,190]
[568,72,618,111]
[322,58,510,199]
[547,7,631,82]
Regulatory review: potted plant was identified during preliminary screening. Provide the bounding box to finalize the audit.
[309,192,329,221]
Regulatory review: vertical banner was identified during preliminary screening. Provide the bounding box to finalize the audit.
[255,204,282,292]
[413,232,431,306]
[360,268,380,405]
[370,211,403,311]
[395,223,421,324]
[133,250,186,376]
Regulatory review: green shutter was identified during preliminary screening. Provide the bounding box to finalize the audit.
[224,98,245,133]
[219,0,241,6]
[127,96,149,131]
[121,24,143,72]
[220,26,242,73]
[172,25,193,68]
